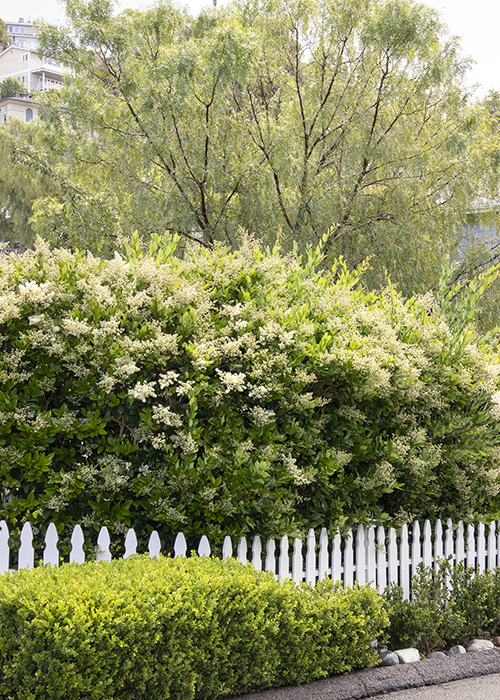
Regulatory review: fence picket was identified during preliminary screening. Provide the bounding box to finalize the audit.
[456,521,465,565]
[487,523,496,571]
[497,521,500,569]
[356,525,366,587]
[96,527,111,562]
[376,526,387,594]
[43,523,59,567]
[198,535,210,557]
[222,536,233,559]
[344,530,354,588]
[69,525,85,565]
[444,519,454,562]
[477,523,486,573]
[400,525,410,600]
[19,522,34,570]
[0,521,9,574]
[366,526,376,589]
[412,521,421,581]
[148,531,161,559]
[423,520,432,568]
[434,520,443,568]
[318,528,329,581]
[331,533,342,583]
[305,529,316,586]
[124,529,138,559]
[265,539,276,575]
[279,536,289,580]
[466,524,476,569]
[292,538,303,583]
[237,537,247,565]
[174,532,187,558]
[252,536,262,570]
[388,528,398,590]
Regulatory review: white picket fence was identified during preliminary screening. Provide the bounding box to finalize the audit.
[2,518,500,599]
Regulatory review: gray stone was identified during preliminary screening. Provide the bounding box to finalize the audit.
[395,648,420,664]
[467,639,495,652]
[448,645,467,656]
[379,651,400,666]
[427,651,448,660]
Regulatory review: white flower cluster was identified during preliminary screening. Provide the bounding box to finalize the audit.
[128,381,157,402]
[249,406,275,426]
[216,368,246,393]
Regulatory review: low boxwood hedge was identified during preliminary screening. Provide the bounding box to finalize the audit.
[0,555,387,699]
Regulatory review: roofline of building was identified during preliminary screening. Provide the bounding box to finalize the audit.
[0,95,36,107]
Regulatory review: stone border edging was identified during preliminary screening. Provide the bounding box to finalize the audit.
[230,648,500,700]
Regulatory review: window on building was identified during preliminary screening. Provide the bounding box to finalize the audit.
[25,108,33,122]
[20,27,25,34]
[22,53,28,61]
[14,26,19,33]
[7,26,13,33]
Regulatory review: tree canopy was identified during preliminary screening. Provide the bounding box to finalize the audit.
[0,78,28,99]
[20,0,498,293]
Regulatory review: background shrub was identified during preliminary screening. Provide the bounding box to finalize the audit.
[0,555,387,700]
[1,235,500,546]
[384,561,500,654]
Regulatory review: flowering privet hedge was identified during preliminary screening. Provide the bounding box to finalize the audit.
[1,236,500,547]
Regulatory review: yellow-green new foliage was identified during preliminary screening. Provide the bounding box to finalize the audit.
[0,556,388,699]
[1,236,500,548]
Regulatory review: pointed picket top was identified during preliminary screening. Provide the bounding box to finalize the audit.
[147,530,161,559]
[466,523,476,569]
[124,529,138,559]
[488,522,497,571]
[387,528,398,589]
[423,520,432,568]
[412,521,422,581]
[97,527,112,562]
[477,523,486,573]
[19,522,34,570]
[376,526,387,594]
[174,532,187,558]
[265,539,276,575]
[43,523,59,567]
[0,521,9,574]
[198,535,210,557]
[400,524,410,600]
[279,535,289,580]
[222,535,233,560]
[305,529,316,586]
[292,537,303,584]
[318,528,329,581]
[344,530,354,588]
[456,521,465,565]
[356,525,366,586]
[444,519,454,562]
[69,525,85,564]
[331,532,342,584]
[367,526,376,589]
[237,537,248,564]
[252,536,262,571]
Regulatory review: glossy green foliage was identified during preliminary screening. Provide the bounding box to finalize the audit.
[1,238,500,546]
[0,555,387,699]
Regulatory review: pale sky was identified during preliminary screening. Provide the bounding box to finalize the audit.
[3,0,499,96]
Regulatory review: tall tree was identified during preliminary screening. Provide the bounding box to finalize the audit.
[19,0,499,291]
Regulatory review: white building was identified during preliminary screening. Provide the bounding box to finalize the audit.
[0,94,37,123]
[0,44,65,93]
[5,18,39,50]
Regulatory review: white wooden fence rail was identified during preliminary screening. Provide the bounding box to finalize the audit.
[2,518,500,599]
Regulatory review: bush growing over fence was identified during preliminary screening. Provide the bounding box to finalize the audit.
[0,555,387,699]
[1,235,500,547]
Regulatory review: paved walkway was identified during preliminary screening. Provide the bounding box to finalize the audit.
[368,672,500,699]
[230,649,500,700]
